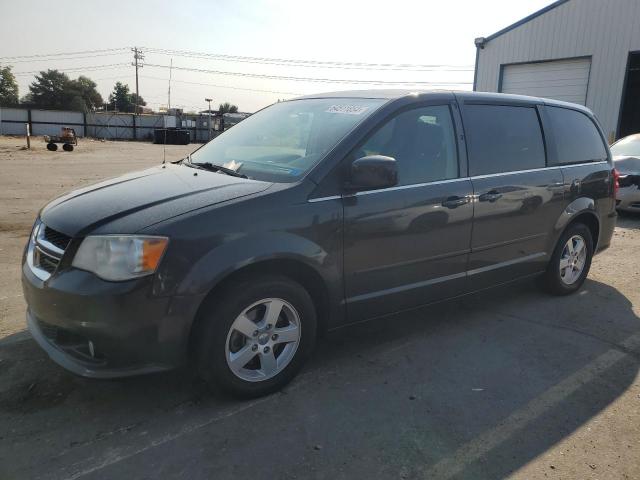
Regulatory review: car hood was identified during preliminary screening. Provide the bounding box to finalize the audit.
[40,163,272,236]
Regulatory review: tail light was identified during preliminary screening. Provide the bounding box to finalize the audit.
[612,168,620,197]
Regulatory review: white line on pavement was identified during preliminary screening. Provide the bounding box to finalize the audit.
[422,332,640,479]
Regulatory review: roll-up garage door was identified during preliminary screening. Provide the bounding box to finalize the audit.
[500,58,591,105]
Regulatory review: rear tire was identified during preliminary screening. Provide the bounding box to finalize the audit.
[540,223,593,295]
[196,275,317,398]
[62,143,74,152]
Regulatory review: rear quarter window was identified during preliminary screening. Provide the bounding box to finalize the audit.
[546,106,607,164]
[464,105,546,176]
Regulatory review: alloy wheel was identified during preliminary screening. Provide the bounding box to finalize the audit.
[559,234,587,285]
[224,298,301,382]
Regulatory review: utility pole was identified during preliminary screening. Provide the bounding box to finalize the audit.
[168,58,173,110]
[131,47,144,140]
[205,98,212,140]
[131,47,144,115]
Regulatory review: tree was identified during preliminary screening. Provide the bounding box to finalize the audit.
[28,69,71,109]
[69,76,103,111]
[0,65,19,106]
[108,82,130,111]
[130,92,146,113]
[27,70,102,111]
[218,102,239,114]
[108,82,146,113]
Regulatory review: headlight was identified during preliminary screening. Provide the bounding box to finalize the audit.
[72,235,169,281]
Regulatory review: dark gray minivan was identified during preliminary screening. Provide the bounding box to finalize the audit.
[22,90,617,397]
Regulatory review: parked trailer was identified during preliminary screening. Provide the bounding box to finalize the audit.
[44,127,78,151]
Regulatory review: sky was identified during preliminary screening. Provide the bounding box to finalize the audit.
[0,0,553,113]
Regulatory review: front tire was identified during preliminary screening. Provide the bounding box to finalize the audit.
[541,223,594,295]
[196,275,317,398]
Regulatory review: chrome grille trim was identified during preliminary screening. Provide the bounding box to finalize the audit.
[35,246,60,273]
[36,237,65,257]
[27,220,70,281]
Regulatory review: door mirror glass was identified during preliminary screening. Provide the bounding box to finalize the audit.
[348,155,398,191]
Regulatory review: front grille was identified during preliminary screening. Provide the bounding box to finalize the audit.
[36,248,60,273]
[43,226,71,251]
[31,222,71,278]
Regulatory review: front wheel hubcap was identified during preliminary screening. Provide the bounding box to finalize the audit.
[559,235,587,285]
[225,298,301,382]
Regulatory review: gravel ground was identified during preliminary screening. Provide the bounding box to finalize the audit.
[0,136,638,480]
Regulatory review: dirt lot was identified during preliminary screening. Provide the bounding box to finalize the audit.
[0,136,639,480]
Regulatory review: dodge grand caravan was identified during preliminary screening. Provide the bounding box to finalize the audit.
[23,90,616,397]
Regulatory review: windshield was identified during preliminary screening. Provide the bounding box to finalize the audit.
[611,135,640,158]
[190,97,386,182]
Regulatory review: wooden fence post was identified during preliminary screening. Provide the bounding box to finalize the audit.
[132,114,137,140]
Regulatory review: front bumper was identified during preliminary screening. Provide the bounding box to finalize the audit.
[616,185,640,212]
[22,260,202,378]
[26,309,169,378]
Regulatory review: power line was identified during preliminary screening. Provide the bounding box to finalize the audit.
[13,63,130,76]
[140,75,302,96]
[143,63,472,86]
[142,47,474,72]
[4,52,129,64]
[91,74,136,82]
[3,46,473,72]
[0,47,128,61]
[7,46,472,110]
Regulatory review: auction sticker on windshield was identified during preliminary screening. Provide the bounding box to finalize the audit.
[325,105,369,115]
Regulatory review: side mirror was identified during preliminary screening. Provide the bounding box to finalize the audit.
[347,155,398,191]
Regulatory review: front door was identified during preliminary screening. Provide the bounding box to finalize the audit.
[343,103,473,322]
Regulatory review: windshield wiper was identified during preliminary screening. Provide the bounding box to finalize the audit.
[199,162,248,178]
[185,158,248,178]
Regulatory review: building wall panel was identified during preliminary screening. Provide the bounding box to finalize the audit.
[0,108,28,135]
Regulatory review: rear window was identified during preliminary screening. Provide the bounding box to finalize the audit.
[546,106,607,164]
[465,105,546,176]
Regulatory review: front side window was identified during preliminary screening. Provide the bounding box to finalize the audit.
[190,98,386,183]
[546,106,607,164]
[465,105,546,176]
[353,105,459,185]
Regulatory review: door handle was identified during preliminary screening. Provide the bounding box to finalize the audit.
[570,179,582,193]
[478,190,503,202]
[442,195,470,209]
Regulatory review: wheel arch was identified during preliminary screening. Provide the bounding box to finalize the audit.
[186,256,334,361]
[553,197,601,250]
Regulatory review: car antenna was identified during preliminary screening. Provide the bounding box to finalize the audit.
[162,58,173,164]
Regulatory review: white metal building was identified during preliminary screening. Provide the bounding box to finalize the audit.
[473,0,640,142]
